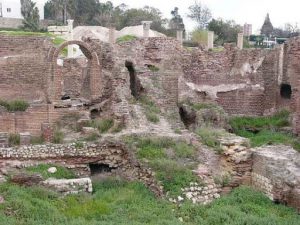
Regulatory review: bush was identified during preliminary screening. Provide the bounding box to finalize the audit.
[8,133,20,146]
[0,99,29,112]
[52,130,64,144]
[116,35,138,43]
[173,142,196,158]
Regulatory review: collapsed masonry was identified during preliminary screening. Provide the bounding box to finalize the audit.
[0,34,300,210]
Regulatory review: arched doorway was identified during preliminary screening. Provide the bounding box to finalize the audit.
[48,40,101,102]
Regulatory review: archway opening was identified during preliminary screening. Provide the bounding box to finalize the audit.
[56,44,90,100]
[125,61,142,99]
[280,84,292,99]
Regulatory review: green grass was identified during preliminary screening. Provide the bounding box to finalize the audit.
[196,127,225,153]
[88,119,114,134]
[0,99,29,112]
[230,110,290,133]
[116,35,138,43]
[25,164,76,179]
[125,137,197,196]
[138,95,161,123]
[0,182,299,225]
[229,110,300,151]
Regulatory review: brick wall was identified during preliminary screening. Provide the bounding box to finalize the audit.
[181,47,280,116]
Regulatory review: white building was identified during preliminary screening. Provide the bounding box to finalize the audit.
[0,0,45,20]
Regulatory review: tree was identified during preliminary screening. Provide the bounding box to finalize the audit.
[188,1,212,30]
[21,0,40,31]
[261,13,273,37]
[208,19,242,45]
[169,7,185,30]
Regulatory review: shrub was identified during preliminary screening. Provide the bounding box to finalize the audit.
[52,130,64,144]
[8,133,20,146]
[0,99,29,112]
[116,35,137,43]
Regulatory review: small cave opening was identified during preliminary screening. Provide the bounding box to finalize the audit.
[89,163,116,176]
[125,61,142,99]
[280,84,292,99]
[90,108,101,119]
[179,106,196,129]
[61,95,71,100]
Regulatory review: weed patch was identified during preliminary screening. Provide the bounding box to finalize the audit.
[25,164,76,179]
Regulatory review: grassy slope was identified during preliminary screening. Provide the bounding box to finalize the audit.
[0,181,299,225]
[229,110,300,151]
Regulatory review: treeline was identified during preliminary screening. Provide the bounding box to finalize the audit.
[44,0,185,36]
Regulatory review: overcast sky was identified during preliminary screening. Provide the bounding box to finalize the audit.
[109,0,300,34]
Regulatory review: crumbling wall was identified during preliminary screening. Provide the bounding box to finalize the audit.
[181,46,280,116]
[284,37,300,134]
[0,105,86,136]
[252,145,300,212]
[0,141,163,196]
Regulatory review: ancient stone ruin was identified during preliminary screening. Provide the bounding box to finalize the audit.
[0,33,300,211]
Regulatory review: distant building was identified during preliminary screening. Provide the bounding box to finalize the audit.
[261,13,273,37]
[243,23,252,36]
[0,0,44,20]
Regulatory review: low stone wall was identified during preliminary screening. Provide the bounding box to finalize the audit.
[42,178,93,195]
[0,141,163,197]
[252,145,300,212]
[0,18,23,29]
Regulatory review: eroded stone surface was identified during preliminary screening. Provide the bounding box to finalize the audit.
[252,145,300,211]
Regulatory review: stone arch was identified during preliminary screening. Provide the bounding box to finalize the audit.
[48,40,101,102]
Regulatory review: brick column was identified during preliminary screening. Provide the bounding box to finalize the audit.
[41,123,53,143]
[237,33,244,49]
[207,31,214,50]
[109,27,116,45]
[67,19,74,58]
[176,30,183,45]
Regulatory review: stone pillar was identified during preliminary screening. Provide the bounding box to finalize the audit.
[67,19,74,58]
[109,27,116,44]
[207,31,214,50]
[176,30,183,45]
[41,123,53,143]
[141,21,152,38]
[237,33,244,49]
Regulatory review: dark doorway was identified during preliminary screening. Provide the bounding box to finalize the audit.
[280,84,292,99]
[125,61,139,99]
[179,106,196,129]
[89,163,114,176]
